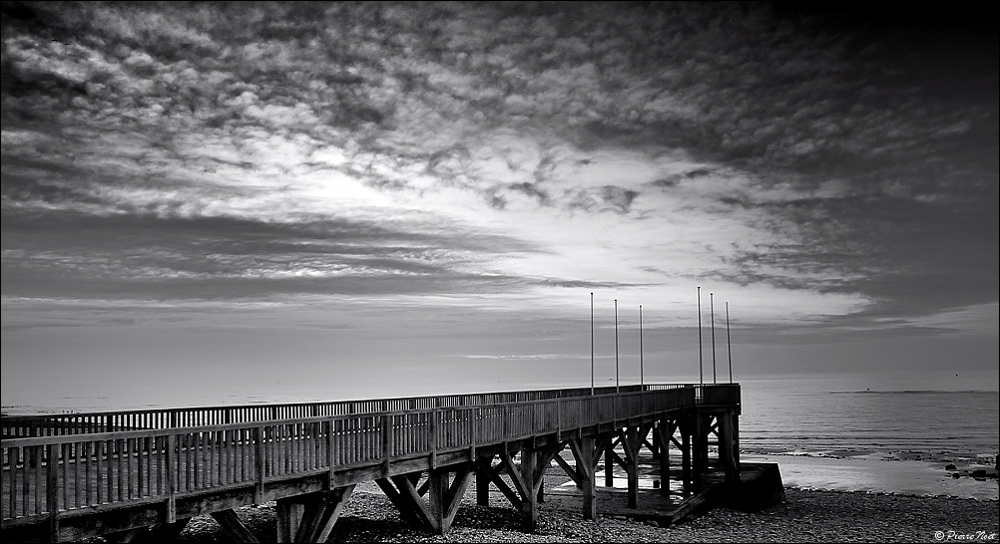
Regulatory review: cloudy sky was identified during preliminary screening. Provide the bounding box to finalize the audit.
[2,2,997,409]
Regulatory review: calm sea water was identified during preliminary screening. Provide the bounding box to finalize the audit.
[738,370,1000,461]
[736,370,999,500]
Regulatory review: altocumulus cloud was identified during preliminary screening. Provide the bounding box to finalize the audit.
[1,1,996,340]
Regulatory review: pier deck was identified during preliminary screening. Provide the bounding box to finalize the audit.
[2,383,741,542]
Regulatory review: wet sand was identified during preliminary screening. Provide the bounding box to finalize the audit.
[741,453,999,501]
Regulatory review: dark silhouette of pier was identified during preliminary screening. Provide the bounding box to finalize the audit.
[2,383,742,542]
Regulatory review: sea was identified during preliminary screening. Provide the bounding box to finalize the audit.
[4,369,998,499]
[736,369,999,500]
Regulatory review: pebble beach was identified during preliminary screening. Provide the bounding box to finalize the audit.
[173,484,1000,543]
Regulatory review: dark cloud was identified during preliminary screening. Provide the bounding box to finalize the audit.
[717,190,999,318]
[1,207,542,300]
[528,278,637,290]
[506,182,551,206]
[600,185,638,214]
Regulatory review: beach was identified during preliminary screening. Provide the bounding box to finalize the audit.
[164,458,1000,544]
[171,485,999,543]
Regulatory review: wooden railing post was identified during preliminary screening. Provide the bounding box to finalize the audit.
[46,443,59,542]
[469,408,478,460]
[610,395,615,423]
[253,427,265,505]
[165,434,177,523]
[429,410,437,469]
[555,400,561,442]
[502,404,508,440]
[326,419,335,489]
[381,415,391,477]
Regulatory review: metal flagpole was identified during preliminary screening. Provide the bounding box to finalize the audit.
[710,292,717,384]
[614,298,620,393]
[697,287,703,386]
[639,304,644,388]
[591,292,595,395]
[726,301,733,384]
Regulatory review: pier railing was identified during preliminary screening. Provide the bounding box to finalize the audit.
[0,383,738,438]
[1,384,739,528]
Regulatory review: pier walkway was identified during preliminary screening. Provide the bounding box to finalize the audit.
[2,383,741,542]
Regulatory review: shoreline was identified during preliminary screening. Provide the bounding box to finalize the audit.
[170,486,999,543]
[739,453,999,501]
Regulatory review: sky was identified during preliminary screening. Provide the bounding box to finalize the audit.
[1,2,997,410]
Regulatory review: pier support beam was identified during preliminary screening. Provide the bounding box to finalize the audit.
[517,445,561,532]
[104,519,190,544]
[428,466,473,534]
[210,509,259,543]
[707,415,721,473]
[553,436,606,520]
[377,468,470,534]
[475,451,523,511]
[604,439,615,487]
[476,462,491,506]
[377,473,424,526]
[519,447,537,532]
[656,420,673,496]
[572,437,598,519]
[275,485,355,543]
[640,423,656,457]
[150,520,191,544]
[692,414,708,490]
[477,444,563,533]
[732,415,741,466]
[651,422,661,457]
[719,411,740,483]
[620,427,640,509]
[681,418,692,496]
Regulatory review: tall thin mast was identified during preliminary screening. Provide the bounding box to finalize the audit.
[614,299,620,393]
[697,287,703,386]
[639,304,644,388]
[590,292,595,395]
[710,292,717,384]
[726,301,733,384]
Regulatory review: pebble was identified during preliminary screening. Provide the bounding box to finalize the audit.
[163,487,999,543]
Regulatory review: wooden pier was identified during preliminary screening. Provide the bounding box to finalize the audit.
[1,383,741,543]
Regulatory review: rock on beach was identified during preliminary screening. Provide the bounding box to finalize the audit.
[170,486,999,543]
